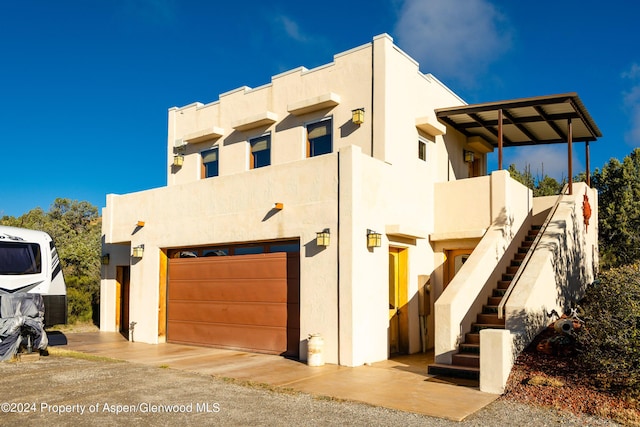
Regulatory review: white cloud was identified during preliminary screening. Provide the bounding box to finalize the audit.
[274,15,308,43]
[394,0,511,84]
[622,64,640,147]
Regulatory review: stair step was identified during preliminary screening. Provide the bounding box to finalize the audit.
[471,323,505,333]
[487,296,502,306]
[511,259,522,267]
[465,332,479,344]
[501,273,514,281]
[452,353,480,368]
[428,363,479,380]
[497,280,511,289]
[483,304,498,314]
[521,240,533,248]
[514,252,526,261]
[459,342,480,354]
[518,247,529,254]
[528,229,540,236]
[476,313,505,325]
[493,288,507,297]
[506,266,519,275]
[525,235,536,242]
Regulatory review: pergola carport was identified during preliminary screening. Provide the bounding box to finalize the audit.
[435,93,602,194]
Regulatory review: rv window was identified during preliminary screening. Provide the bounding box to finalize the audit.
[0,242,42,275]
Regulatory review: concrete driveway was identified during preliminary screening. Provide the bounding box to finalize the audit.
[49,331,497,421]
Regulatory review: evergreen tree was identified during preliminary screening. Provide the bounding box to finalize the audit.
[592,148,640,268]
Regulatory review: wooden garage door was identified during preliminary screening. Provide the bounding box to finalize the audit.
[167,252,299,357]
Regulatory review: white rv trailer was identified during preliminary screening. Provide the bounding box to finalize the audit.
[0,225,67,326]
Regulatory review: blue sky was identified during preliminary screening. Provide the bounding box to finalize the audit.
[1,0,639,217]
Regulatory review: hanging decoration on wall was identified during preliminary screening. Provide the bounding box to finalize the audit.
[582,191,591,229]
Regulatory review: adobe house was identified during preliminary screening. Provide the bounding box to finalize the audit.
[100,34,600,393]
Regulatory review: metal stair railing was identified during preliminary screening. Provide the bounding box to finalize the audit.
[497,184,569,319]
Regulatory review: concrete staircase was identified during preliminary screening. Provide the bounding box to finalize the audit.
[427,225,541,380]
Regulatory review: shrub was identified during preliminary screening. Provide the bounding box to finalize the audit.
[66,286,93,324]
[576,264,640,392]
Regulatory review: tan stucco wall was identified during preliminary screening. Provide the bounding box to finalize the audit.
[505,182,598,351]
[433,171,533,364]
[101,34,480,367]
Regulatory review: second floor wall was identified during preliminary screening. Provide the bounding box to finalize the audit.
[166,34,480,191]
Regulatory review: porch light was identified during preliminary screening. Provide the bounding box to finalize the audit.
[273,202,284,210]
[367,229,382,248]
[101,254,110,265]
[132,245,144,258]
[136,221,145,227]
[173,154,184,167]
[352,108,365,125]
[316,229,330,247]
[464,150,475,163]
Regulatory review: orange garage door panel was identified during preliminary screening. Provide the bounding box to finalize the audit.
[167,252,299,357]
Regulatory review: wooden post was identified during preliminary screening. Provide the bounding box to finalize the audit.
[568,118,573,195]
[498,109,503,170]
[585,141,591,187]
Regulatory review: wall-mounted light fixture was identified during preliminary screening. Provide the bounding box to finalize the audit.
[273,202,284,210]
[366,229,382,248]
[101,253,110,265]
[173,154,184,167]
[136,221,145,227]
[132,245,144,258]
[352,108,365,125]
[464,150,475,163]
[316,229,330,247]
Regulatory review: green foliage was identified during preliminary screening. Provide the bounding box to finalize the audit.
[591,148,640,268]
[507,163,564,197]
[576,264,640,392]
[1,198,101,324]
[66,286,93,324]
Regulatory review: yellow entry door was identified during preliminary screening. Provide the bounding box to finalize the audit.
[388,247,409,355]
[444,249,472,289]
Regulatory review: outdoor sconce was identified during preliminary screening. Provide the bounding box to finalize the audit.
[316,229,330,247]
[101,254,110,265]
[464,150,475,163]
[173,154,184,167]
[132,245,144,258]
[367,229,382,248]
[273,202,284,210]
[352,108,365,125]
[136,221,145,227]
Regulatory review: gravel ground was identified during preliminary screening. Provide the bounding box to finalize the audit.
[0,355,619,426]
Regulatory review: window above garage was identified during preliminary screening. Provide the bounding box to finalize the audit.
[168,240,300,258]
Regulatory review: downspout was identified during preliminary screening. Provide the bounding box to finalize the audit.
[370,40,375,157]
[336,151,341,365]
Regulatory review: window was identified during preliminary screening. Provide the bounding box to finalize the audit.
[418,139,427,161]
[234,246,264,255]
[269,242,300,253]
[0,242,41,275]
[202,147,219,178]
[250,134,271,169]
[306,118,332,157]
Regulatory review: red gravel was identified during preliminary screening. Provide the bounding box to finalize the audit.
[501,347,640,426]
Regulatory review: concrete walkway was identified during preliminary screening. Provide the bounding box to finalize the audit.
[50,331,498,422]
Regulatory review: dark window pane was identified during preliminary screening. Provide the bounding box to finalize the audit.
[269,242,300,253]
[307,120,332,157]
[0,242,42,275]
[234,246,264,255]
